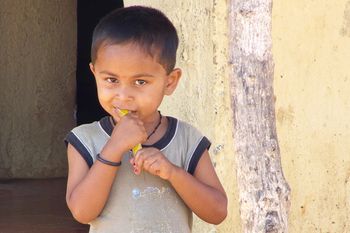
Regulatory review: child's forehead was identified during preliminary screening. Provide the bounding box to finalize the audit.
[98,41,159,59]
[94,42,167,73]
[96,41,164,66]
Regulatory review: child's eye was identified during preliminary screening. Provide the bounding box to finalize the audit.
[106,77,118,83]
[135,80,146,86]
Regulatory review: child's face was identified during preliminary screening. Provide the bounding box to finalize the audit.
[90,43,181,123]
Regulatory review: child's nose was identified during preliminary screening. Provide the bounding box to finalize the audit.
[115,86,133,101]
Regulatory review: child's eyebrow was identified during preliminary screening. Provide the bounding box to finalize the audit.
[132,73,155,78]
[99,70,155,78]
[99,70,118,76]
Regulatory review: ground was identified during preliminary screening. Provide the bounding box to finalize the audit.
[0,178,88,233]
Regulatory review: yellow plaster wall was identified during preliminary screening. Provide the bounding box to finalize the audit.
[273,0,350,232]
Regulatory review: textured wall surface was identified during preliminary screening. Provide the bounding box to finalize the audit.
[0,0,76,178]
[124,1,240,232]
[273,0,350,232]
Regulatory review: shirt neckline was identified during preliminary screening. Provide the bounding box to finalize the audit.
[99,115,178,150]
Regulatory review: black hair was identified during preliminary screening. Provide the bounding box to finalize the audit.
[91,6,179,73]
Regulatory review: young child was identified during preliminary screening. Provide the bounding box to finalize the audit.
[65,6,227,233]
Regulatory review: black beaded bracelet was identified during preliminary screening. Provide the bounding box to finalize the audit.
[96,153,122,167]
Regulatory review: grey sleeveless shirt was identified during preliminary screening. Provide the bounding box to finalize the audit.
[65,116,211,233]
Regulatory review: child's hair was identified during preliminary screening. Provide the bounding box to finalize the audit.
[91,6,179,73]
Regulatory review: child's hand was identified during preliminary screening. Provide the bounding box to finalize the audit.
[130,148,175,180]
[108,109,147,154]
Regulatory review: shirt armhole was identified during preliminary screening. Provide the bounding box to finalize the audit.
[187,136,211,175]
[64,132,94,168]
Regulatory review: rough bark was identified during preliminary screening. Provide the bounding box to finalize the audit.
[229,0,291,232]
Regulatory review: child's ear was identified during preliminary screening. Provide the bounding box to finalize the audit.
[165,68,182,96]
[89,62,96,76]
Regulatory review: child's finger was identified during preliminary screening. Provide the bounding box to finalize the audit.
[134,167,141,175]
[129,157,135,165]
[134,150,146,172]
[133,148,162,175]
[111,108,122,122]
[142,156,158,171]
[148,161,161,176]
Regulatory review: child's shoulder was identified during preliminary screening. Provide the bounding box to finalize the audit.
[167,116,211,174]
[171,116,202,136]
[65,116,111,167]
[71,120,101,135]
[167,116,210,147]
[70,116,110,135]
[65,116,111,148]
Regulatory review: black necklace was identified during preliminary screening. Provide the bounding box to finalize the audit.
[147,111,162,140]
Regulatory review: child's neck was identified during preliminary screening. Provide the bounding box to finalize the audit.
[143,114,167,145]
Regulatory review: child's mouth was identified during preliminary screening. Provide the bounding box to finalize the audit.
[115,107,137,115]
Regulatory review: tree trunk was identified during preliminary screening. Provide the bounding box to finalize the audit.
[228,0,291,232]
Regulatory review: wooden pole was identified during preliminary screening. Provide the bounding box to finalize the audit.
[229,0,291,232]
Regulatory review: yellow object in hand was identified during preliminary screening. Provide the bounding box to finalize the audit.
[118,109,130,117]
[119,109,142,155]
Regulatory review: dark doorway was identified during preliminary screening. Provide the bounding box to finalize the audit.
[76,0,124,125]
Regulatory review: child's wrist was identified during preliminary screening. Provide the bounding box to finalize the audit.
[101,142,126,162]
[167,164,181,182]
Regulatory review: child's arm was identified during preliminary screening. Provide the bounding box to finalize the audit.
[66,112,147,224]
[170,149,227,224]
[132,148,227,224]
[66,144,122,224]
